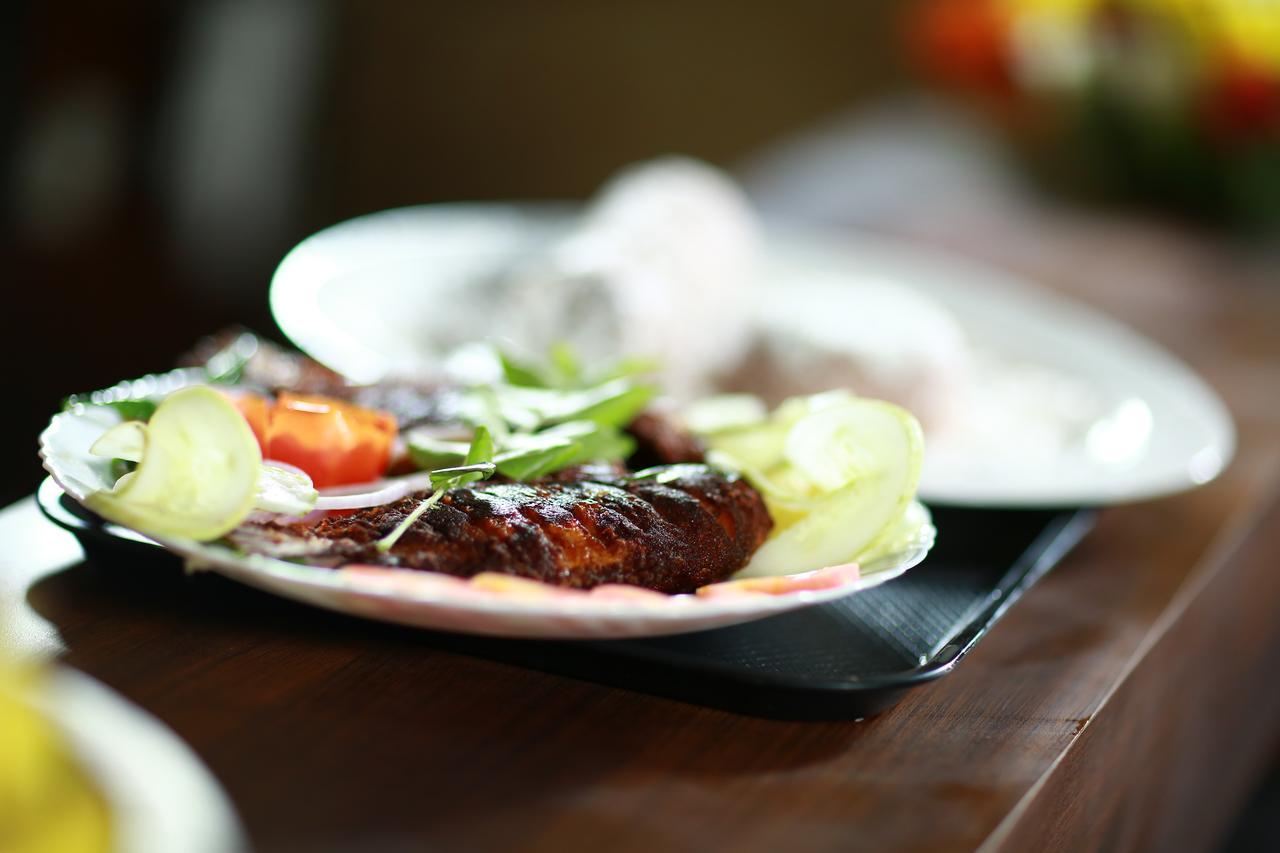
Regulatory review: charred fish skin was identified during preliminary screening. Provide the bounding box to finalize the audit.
[232,465,772,594]
[182,333,768,592]
[625,410,706,468]
[181,328,463,429]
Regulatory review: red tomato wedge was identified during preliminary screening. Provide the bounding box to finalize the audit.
[230,392,397,489]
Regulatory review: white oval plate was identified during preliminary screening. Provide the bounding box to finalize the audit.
[272,204,1234,507]
[32,668,246,853]
[40,379,933,640]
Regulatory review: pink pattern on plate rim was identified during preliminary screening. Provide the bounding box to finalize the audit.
[337,562,862,604]
[696,563,861,598]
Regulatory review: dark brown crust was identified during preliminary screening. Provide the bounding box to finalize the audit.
[183,332,771,592]
[179,328,349,396]
[344,384,469,430]
[180,329,461,430]
[625,411,706,468]
[230,464,771,593]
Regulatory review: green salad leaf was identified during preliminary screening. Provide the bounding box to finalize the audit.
[407,359,653,484]
[492,421,635,481]
[62,398,159,422]
[484,379,654,431]
[105,400,159,422]
[202,331,260,385]
[385,346,656,550]
[497,344,657,391]
[377,427,497,552]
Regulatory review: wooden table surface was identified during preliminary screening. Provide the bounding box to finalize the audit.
[5,216,1280,851]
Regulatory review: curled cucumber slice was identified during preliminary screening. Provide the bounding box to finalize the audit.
[700,393,925,578]
[89,420,148,462]
[681,394,768,434]
[86,386,262,541]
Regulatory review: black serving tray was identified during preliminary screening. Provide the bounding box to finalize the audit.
[38,477,1092,720]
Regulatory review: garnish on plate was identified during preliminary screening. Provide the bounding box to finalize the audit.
[689,390,925,576]
[376,427,496,552]
[230,392,398,489]
[50,333,928,597]
[84,387,263,542]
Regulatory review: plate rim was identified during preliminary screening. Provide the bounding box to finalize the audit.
[37,475,934,638]
[761,224,1238,507]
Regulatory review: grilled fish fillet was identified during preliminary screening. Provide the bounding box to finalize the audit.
[231,464,771,593]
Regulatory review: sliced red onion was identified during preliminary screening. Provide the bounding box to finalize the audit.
[313,471,437,511]
[259,461,439,512]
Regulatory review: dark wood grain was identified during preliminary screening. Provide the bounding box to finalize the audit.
[6,224,1280,852]
[989,482,1280,853]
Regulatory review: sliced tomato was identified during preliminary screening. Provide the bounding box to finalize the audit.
[230,392,397,488]
[230,392,271,449]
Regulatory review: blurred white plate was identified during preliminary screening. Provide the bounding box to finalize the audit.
[761,231,1235,506]
[34,668,246,853]
[272,204,1234,507]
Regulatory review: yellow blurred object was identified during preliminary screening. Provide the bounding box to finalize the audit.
[1007,0,1280,74]
[912,0,1280,224]
[0,663,112,853]
[1215,2,1280,72]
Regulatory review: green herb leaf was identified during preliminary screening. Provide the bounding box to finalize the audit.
[495,441,577,480]
[567,424,636,465]
[106,400,159,422]
[64,396,160,422]
[496,343,659,390]
[464,425,495,466]
[548,341,582,387]
[377,429,496,552]
[492,421,634,480]
[595,355,661,384]
[497,351,547,388]
[373,492,441,553]
[428,462,497,489]
[406,434,469,470]
[550,382,654,428]
[203,332,259,385]
[418,345,656,486]
[487,379,655,431]
[491,423,583,479]
[472,387,511,441]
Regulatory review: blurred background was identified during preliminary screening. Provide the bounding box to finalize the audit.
[8,1,1279,506]
[4,2,1279,849]
[7,0,911,506]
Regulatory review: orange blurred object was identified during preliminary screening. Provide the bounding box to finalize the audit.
[232,392,271,449]
[232,392,397,488]
[908,0,1014,97]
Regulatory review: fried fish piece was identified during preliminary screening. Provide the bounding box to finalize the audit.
[624,410,705,468]
[231,464,771,593]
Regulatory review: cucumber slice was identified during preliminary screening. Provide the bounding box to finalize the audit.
[88,420,148,463]
[784,404,884,492]
[857,499,932,564]
[85,386,262,541]
[682,394,768,434]
[701,395,924,578]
